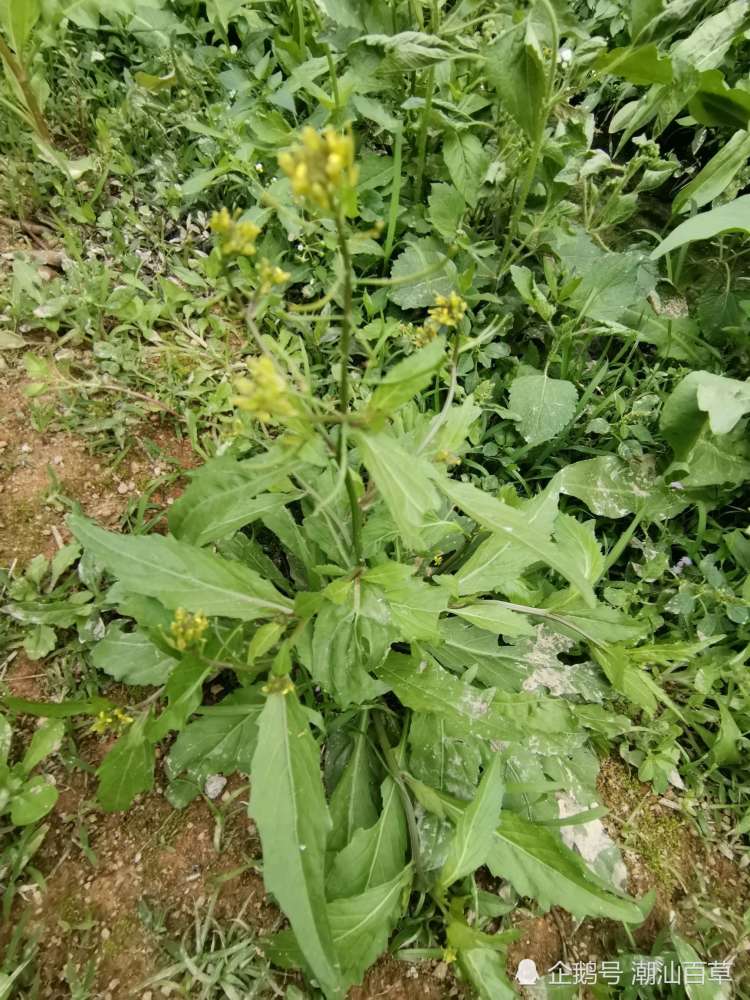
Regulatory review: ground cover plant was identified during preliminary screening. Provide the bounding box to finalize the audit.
[1,0,750,996]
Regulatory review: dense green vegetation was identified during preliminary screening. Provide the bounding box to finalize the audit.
[1,0,750,996]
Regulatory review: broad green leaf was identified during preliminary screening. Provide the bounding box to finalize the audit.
[555,455,659,519]
[451,602,534,638]
[355,431,441,551]
[487,811,643,922]
[438,477,596,606]
[510,265,555,321]
[23,624,56,661]
[70,515,293,621]
[630,0,664,41]
[442,131,489,208]
[328,717,377,853]
[671,932,729,1000]
[553,513,604,585]
[309,591,390,707]
[327,775,407,899]
[97,716,155,812]
[250,687,342,998]
[91,624,177,686]
[10,776,58,826]
[651,194,750,259]
[0,0,40,53]
[365,562,448,642]
[21,719,64,773]
[167,687,264,781]
[149,656,211,741]
[428,183,465,240]
[596,44,673,85]
[367,337,445,418]
[168,454,298,546]
[507,372,578,446]
[425,618,519,690]
[362,31,463,71]
[439,754,504,890]
[387,239,456,308]
[455,485,559,596]
[711,704,742,767]
[486,16,546,140]
[328,867,412,990]
[674,130,750,214]
[377,653,576,746]
[409,714,481,799]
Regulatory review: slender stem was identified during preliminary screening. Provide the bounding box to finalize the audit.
[382,130,403,268]
[334,205,363,564]
[413,68,435,203]
[416,336,459,455]
[0,34,52,144]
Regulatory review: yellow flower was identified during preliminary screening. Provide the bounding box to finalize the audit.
[428,291,467,328]
[410,324,437,348]
[210,208,261,256]
[435,449,461,466]
[278,126,359,212]
[233,355,297,423]
[262,675,295,696]
[441,947,457,964]
[258,258,290,294]
[90,708,134,735]
[169,607,209,651]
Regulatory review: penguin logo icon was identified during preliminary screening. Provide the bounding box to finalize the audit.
[516,959,540,985]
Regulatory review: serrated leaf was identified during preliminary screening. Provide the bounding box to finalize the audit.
[508,372,578,446]
[387,240,456,308]
[97,716,155,812]
[250,688,342,998]
[439,754,504,889]
[368,338,445,418]
[438,477,595,606]
[70,515,293,621]
[355,431,441,551]
[442,131,489,208]
[167,687,264,782]
[487,811,642,922]
[91,624,177,686]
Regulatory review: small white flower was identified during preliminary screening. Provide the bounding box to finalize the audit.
[558,47,573,64]
[229,44,238,54]
[255,162,264,172]
[297,242,304,252]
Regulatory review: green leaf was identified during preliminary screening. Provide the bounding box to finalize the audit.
[510,265,555,321]
[355,431,441,551]
[387,239,456,308]
[365,562,448,642]
[167,687,264,783]
[451,602,534,638]
[97,716,155,812]
[361,31,462,71]
[328,867,412,990]
[377,653,575,746]
[367,338,445,418]
[442,131,489,208]
[91,624,177,686]
[327,775,407,899]
[70,515,293,621]
[439,754,504,890]
[21,719,64,773]
[23,624,56,661]
[168,454,298,546]
[0,0,40,53]
[630,0,664,41]
[486,15,547,140]
[10,776,58,825]
[711,704,742,767]
[487,811,643,922]
[0,714,11,763]
[596,44,673,85]
[328,716,377,853]
[428,183,465,241]
[671,932,728,1000]
[455,485,559,597]
[250,687,342,998]
[651,194,750,259]
[555,455,659,519]
[591,645,658,715]
[149,656,211,741]
[409,714,481,799]
[507,372,578,446]
[438,477,596,606]
[674,130,750,214]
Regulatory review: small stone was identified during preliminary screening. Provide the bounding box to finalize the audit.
[204,774,227,800]
[117,482,129,494]
[20,443,31,453]
[101,927,111,940]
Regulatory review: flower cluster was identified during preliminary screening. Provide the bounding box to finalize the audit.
[258,258,290,294]
[210,207,261,256]
[428,290,467,328]
[234,355,297,423]
[278,126,358,211]
[170,607,209,651]
[90,707,134,735]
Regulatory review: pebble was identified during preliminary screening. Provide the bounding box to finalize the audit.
[20,443,31,453]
